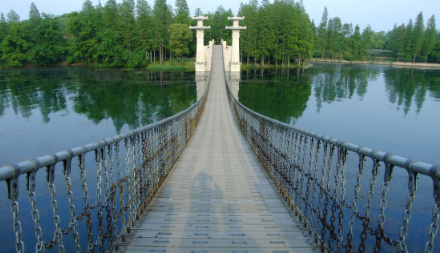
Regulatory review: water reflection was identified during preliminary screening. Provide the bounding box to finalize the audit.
[238,68,312,124]
[239,64,440,124]
[312,64,380,112]
[383,68,440,115]
[0,67,197,133]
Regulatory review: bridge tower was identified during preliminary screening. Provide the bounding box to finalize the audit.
[190,16,212,72]
[224,16,246,72]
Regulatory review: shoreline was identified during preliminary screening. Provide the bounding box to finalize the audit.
[309,58,440,69]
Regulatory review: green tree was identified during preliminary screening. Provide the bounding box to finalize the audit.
[387,23,406,61]
[421,15,436,62]
[7,10,20,23]
[120,0,136,54]
[411,12,424,62]
[350,25,361,60]
[0,22,31,66]
[82,0,94,11]
[360,25,374,60]
[403,19,413,62]
[317,7,328,58]
[137,0,155,62]
[154,0,171,64]
[210,6,232,44]
[168,23,192,64]
[67,3,101,64]
[0,13,9,45]
[31,14,65,65]
[29,2,41,26]
[327,17,342,59]
[174,0,190,24]
[194,8,203,16]
[102,0,119,30]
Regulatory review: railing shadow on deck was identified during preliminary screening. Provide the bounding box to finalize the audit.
[0,68,212,252]
[220,46,440,253]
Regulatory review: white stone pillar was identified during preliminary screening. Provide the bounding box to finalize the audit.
[226,17,246,72]
[190,17,210,72]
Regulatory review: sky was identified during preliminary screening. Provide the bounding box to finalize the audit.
[0,0,439,32]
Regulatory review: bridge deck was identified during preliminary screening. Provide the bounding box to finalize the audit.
[121,46,315,252]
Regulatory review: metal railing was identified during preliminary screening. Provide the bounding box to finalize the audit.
[222,53,440,252]
[0,71,211,252]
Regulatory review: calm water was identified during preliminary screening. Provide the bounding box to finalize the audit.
[0,67,197,165]
[239,64,440,165]
[238,63,440,251]
[0,67,197,251]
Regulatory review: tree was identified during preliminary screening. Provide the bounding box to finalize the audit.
[350,25,361,60]
[154,0,171,64]
[361,25,374,60]
[0,13,9,45]
[120,0,136,54]
[102,0,119,30]
[421,15,436,62]
[82,0,94,11]
[194,8,203,16]
[0,22,31,66]
[327,17,342,59]
[31,14,65,65]
[387,23,406,61]
[7,10,20,23]
[137,0,155,62]
[317,7,328,58]
[403,19,413,62]
[174,0,190,24]
[411,12,424,62]
[168,23,192,64]
[29,2,41,23]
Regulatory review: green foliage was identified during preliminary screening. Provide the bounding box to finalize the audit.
[421,15,437,62]
[31,14,65,65]
[412,12,425,62]
[174,0,191,24]
[206,6,233,45]
[0,22,31,66]
[168,23,192,65]
[237,0,314,68]
[7,10,20,24]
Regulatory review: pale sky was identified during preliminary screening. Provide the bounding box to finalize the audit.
[0,0,439,32]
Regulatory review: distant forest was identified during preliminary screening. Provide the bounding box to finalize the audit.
[0,0,439,68]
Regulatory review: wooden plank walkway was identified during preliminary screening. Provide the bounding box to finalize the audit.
[120,46,316,253]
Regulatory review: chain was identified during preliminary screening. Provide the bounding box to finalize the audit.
[348,153,365,252]
[337,147,348,251]
[10,199,24,252]
[318,141,328,250]
[63,158,81,253]
[95,146,104,250]
[27,170,45,253]
[425,202,440,253]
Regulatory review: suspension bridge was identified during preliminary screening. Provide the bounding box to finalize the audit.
[1,18,440,253]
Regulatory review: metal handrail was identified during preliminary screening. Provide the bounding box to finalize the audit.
[221,45,440,252]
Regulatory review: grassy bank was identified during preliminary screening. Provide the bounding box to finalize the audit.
[147,58,195,71]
